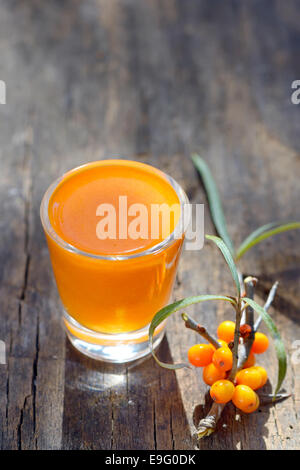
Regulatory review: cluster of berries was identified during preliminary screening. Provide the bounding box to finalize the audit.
[188,320,269,413]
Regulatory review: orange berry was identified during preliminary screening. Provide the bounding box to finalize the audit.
[210,380,235,404]
[243,352,256,368]
[188,344,214,367]
[212,347,233,371]
[203,363,226,386]
[251,332,269,354]
[239,324,252,339]
[217,321,236,343]
[218,339,229,349]
[252,366,268,387]
[235,367,263,390]
[254,394,260,411]
[232,385,260,413]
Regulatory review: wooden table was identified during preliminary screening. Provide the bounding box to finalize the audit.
[1,0,299,450]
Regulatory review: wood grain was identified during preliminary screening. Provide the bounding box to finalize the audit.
[0,0,299,450]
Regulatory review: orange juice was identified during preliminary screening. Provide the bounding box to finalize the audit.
[41,160,188,362]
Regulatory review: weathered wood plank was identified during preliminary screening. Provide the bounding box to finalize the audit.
[0,0,299,450]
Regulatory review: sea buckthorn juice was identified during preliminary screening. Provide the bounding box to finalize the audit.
[40,160,189,362]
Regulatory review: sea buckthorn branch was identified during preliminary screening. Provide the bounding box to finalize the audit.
[254,281,279,332]
[197,297,243,439]
[188,156,293,438]
[196,277,282,439]
[197,278,256,438]
[181,313,221,349]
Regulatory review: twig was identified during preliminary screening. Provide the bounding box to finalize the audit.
[254,281,279,332]
[228,298,242,381]
[181,313,220,349]
[237,269,246,297]
[238,269,247,324]
[196,403,225,439]
[240,275,257,322]
[244,276,257,327]
[237,277,257,370]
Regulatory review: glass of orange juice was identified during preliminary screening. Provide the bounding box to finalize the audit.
[40,160,190,362]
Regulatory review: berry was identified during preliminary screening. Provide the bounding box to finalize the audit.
[188,344,214,367]
[210,380,235,404]
[232,385,260,413]
[251,332,269,354]
[212,347,233,371]
[243,352,256,368]
[240,324,252,339]
[203,363,226,386]
[217,321,235,343]
[235,367,263,390]
[217,339,230,349]
[252,366,268,387]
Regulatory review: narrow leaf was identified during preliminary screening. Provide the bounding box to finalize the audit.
[244,297,287,397]
[148,295,236,369]
[191,154,235,255]
[236,221,300,260]
[206,235,241,296]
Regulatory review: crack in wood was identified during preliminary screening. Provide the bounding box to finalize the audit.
[5,360,10,431]
[152,400,157,450]
[17,254,30,329]
[290,359,298,420]
[169,407,175,450]
[110,390,114,450]
[272,406,284,444]
[32,316,40,439]
[17,394,31,450]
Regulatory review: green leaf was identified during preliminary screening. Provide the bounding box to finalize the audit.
[191,154,235,255]
[244,297,287,397]
[236,221,300,260]
[205,235,241,296]
[148,295,236,369]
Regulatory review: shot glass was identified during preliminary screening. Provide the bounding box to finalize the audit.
[40,160,190,363]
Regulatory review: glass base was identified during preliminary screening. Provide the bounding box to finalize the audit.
[63,310,165,363]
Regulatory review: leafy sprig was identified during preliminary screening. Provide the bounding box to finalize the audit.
[191,153,298,395]
[149,295,236,370]
[148,154,299,438]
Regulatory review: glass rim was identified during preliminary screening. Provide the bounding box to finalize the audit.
[40,159,191,261]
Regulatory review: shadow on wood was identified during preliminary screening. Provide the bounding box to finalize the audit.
[192,381,272,450]
[62,335,193,450]
[243,270,300,326]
